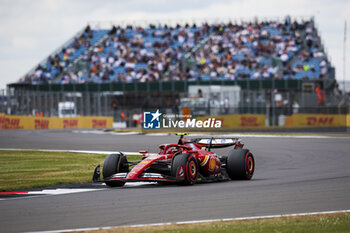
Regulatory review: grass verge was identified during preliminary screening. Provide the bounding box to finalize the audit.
[78,212,350,233]
[0,150,141,191]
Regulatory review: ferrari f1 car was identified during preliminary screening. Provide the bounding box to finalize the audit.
[92,133,255,187]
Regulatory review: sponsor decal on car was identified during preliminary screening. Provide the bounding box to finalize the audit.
[141,173,164,178]
[177,166,184,177]
[143,173,153,178]
[113,173,127,178]
[209,157,216,171]
[200,155,209,167]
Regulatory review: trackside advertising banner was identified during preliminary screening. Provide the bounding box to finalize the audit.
[285,114,348,127]
[0,113,4,130]
[0,114,113,130]
[197,114,266,128]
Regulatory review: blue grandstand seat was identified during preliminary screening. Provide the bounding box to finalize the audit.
[21,19,333,85]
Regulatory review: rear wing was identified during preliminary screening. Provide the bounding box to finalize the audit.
[191,138,241,149]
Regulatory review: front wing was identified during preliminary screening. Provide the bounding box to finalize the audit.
[106,172,183,183]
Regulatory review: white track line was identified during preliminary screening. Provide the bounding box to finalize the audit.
[70,129,350,139]
[226,134,349,139]
[0,188,104,201]
[144,133,170,136]
[0,148,157,156]
[72,130,140,135]
[20,189,100,196]
[190,133,350,139]
[25,209,350,233]
[0,183,154,201]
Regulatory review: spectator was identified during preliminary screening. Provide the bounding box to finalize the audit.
[292,101,300,114]
[315,83,325,108]
[20,18,332,84]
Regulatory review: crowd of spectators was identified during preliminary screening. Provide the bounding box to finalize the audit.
[19,17,333,85]
[21,26,108,84]
[77,23,212,83]
[282,23,331,80]
[176,18,309,81]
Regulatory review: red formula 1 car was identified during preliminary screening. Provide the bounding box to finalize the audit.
[92,133,255,187]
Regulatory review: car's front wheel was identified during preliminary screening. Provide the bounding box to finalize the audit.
[103,153,128,187]
[171,153,198,185]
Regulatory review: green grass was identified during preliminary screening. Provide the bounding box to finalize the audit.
[152,215,350,233]
[81,213,350,233]
[0,150,141,191]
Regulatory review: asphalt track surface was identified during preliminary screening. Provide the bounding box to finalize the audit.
[0,130,350,233]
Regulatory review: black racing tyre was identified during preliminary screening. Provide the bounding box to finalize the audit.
[226,149,254,180]
[171,153,198,185]
[103,153,128,187]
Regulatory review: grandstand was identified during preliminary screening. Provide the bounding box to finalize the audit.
[17,16,334,84]
[21,26,109,84]
[4,16,346,126]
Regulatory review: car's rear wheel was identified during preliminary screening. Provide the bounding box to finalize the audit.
[226,149,255,180]
[171,153,198,185]
[103,153,128,187]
